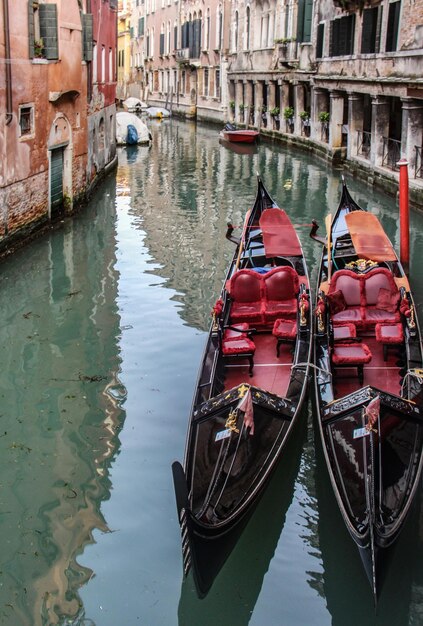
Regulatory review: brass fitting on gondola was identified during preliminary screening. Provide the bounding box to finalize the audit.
[408,303,416,330]
[225,409,239,433]
[316,295,325,333]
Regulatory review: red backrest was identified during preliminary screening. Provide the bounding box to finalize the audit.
[329,270,361,306]
[263,266,299,301]
[363,268,398,305]
[229,269,263,302]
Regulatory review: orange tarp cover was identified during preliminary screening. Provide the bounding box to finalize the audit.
[259,208,302,257]
[345,212,397,262]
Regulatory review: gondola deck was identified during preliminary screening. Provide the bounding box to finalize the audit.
[224,333,294,397]
[311,177,423,602]
[173,176,312,598]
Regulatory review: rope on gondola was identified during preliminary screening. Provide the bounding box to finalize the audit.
[400,368,423,397]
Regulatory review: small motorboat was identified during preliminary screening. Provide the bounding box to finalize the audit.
[310,177,423,601]
[145,106,171,119]
[220,123,259,144]
[172,176,312,597]
[123,97,148,114]
[116,112,151,145]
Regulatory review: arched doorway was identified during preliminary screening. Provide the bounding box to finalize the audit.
[48,114,72,218]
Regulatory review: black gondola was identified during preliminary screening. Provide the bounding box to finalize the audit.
[310,177,423,601]
[172,176,312,597]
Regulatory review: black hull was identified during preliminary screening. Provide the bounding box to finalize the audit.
[312,178,423,600]
[174,176,312,597]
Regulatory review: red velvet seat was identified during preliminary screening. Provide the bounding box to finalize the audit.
[272,318,297,357]
[329,268,401,329]
[222,336,256,376]
[262,266,299,323]
[332,342,372,385]
[333,323,356,341]
[223,323,250,341]
[227,270,263,324]
[375,322,404,361]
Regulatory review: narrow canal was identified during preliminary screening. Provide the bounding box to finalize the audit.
[2,118,423,626]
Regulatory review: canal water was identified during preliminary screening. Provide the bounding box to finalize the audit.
[1,118,423,626]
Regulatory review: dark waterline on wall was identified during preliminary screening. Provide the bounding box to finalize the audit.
[1,118,423,625]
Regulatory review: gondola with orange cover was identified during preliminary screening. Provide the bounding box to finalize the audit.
[310,178,423,602]
[172,177,312,597]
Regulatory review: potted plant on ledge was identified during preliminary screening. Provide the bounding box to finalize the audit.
[239,102,246,123]
[269,107,280,130]
[318,111,330,142]
[283,107,294,132]
[300,110,310,137]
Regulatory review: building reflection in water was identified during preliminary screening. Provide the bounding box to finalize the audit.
[0,176,126,625]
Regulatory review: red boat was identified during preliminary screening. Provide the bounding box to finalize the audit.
[220,123,259,144]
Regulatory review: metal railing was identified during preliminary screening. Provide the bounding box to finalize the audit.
[175,48,189,62]
[382,137,401,171]
[415,146,423,179]
[357,130,371,159]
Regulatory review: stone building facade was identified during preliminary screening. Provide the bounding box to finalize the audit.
[120,0,423,203]
[0,0,117,252]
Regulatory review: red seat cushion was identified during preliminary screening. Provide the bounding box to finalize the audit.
[333,323,356,340]
[375,323,404,344]
[223,323,250,341]
[332,342,372,365]
[332,307,362,323]
[222,337,256,355]
[263,266,299,300]
[327,289,347,315]
[364,307,401,324]
[376,287,400,313]
[228,269,264,323]
[272,318,297,339]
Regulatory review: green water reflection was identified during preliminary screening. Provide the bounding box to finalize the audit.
[1,118,423,625]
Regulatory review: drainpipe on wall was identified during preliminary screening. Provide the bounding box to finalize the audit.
[4,0,12,125]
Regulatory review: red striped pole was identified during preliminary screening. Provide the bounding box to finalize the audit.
[397,158,410,275]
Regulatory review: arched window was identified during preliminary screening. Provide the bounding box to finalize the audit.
[246,6,251,50]
[216,5,222,49]
[205,8,210,50]
[167,20,171,54]
[234,11,239,51]
[261,2,270,48]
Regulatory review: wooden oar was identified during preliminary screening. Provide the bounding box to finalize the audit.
[325,213,332,285]
[235,209,251,271]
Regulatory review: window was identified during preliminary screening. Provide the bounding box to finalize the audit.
[386,0,401,52]
[215,68,220,98]
[329,15,355,56]
[28,2,59,60]
[205,9,210,50]
[174,21,178,50]
[109,48,113,80]
[101,46,105,82]
[234,11,239,51]
[361,6,382,53]
[246,6,250,49]
[19,105,34,137]
[204,68,209,96]
[316,23,324,58]
[297,0,313,43]
[139,17,144,36]
[82,13,93,61]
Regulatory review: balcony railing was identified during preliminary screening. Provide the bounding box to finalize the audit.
[415,146,423,179]
[357,130,371,159]
[176,48,189,62]
[382,137,401,171]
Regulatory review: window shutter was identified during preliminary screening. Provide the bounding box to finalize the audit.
[316,23,324,58]
[174,25,177,50]
[375,6,383,53]
[160,33,165,55]
[296,0,305,42]
[28,1,35,58]
[39,3,58,60]
[361,8,376,53]
[303,0,313,43]
[82,13,93,61]
[139,17,144,36]
[386,1,400,52]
